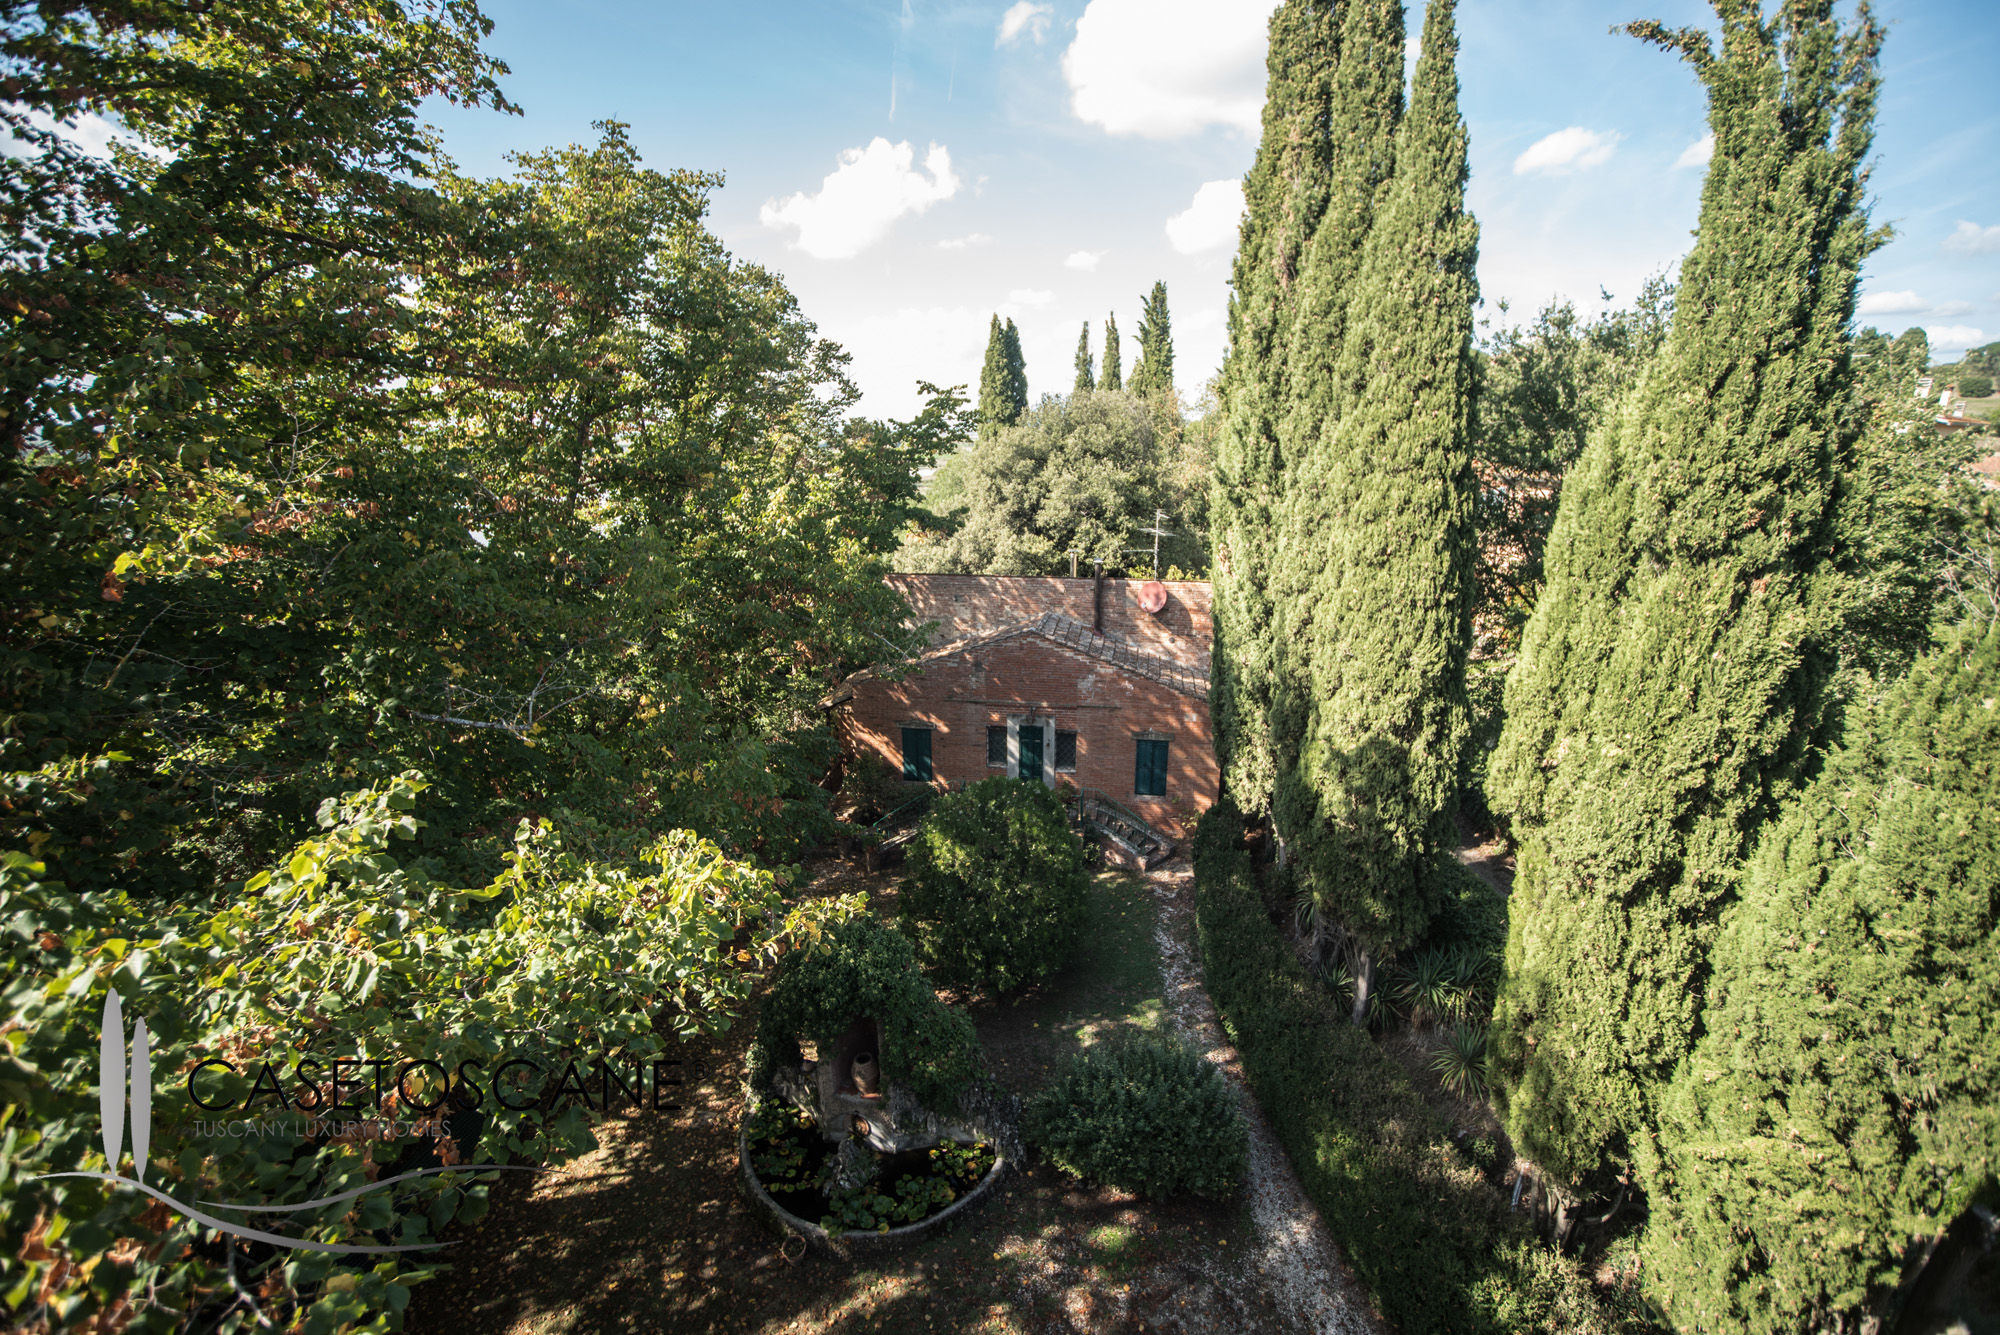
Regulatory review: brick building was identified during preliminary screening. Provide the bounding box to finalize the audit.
[833,575,1219,839]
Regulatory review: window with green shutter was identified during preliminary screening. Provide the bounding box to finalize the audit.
[1134,737,1168,796]
[901,727,932,781]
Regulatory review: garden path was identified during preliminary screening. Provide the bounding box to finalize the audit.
[1143,858,1386,1335]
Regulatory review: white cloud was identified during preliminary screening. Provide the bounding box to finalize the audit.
[1064,250,1103,271]
[1857,292,1979,323]
[1858,290,1930,317]
[1513,127,1623,177]
[1008,288,1055,307]
[997,2,1053,46]
[937,232,993,250]
[1063,0,1277,139]
[1672,133,1713,170]
[831,306,993,418]
[1926,325,1986,352]
[760,138,960,259]
[1165,179,1246,254]
[1942,220,2000,257]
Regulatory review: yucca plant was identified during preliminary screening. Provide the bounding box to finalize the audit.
[1431,1022,1489,1100]
[1316,956,1389,1028]
[1446,943,1496,1021]
[1394,949,1459,1027]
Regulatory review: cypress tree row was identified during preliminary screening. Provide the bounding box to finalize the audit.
[1486,0,1883,1194]
[1100,313,1123,392]
[1276,0,1477,1021]
[1130,280,1174,396]
[1208,0,1340,816]
[1073,321,1095,394]
[1637,603,2000,1332]
[1003,317,1029,419]
[978,313,1013,438]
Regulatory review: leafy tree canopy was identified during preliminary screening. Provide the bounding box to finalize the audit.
[896,390,1207,578]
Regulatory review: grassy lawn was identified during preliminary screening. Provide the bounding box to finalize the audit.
[403,862,1277,1335]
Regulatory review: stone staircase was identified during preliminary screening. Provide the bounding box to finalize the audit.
[1074,789,1172,870]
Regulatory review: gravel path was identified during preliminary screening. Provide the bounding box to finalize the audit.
[1144,859,1389,1335]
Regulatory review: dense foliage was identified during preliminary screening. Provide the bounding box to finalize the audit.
[1072,321,1095,394]
[1099,313,1122,392]
[754,915,983,1113]
[1190,806,1645,1335]
[1272,0,1478,1020]
[1209,0,1346,817]
[1470,284,1674,657]
[0,3,968,900]
[1487,0,1883,1193]
[1635,604,2000,1332]
[1,776,849,1333]
[1026,1033,1246,1200]
[898,389,1209,578]
[898,777,1089,996]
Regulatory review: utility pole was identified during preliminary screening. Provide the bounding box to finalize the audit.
[1136,509,1175,577]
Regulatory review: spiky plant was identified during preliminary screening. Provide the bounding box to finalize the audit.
[1395,949,1458,1027]
[1431,1022,1488,1100]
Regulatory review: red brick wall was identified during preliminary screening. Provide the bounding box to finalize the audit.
[887,575,1213,672]
[841,631,1218,838]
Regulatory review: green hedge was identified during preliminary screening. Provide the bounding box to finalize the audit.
[1191,804,1647,1335]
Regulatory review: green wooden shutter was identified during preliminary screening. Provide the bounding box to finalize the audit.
[901,727,932,781]
[1135,738,1168,796]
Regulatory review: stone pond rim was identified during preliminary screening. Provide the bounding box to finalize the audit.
[735,1119,1013,1259]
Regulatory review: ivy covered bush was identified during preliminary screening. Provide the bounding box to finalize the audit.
[754,915,983,1111]
[899,776,1090,995]
[1025,1034,1247,1200]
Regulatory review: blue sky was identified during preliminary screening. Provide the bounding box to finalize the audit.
[428,0,2000,419]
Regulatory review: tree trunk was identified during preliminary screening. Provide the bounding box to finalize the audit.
[1350,950,1374,1028]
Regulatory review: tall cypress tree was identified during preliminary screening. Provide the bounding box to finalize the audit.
[978,313,1013,439]
[1486,0,1883,1195]
[1003,317,1029,420]
[1073,321,1095,394]
[1275,0,1476,1022]
[1208,0,1341,817]
[1100,313,1123,392]
[1130,281,1175,395]
[1637,605,2000,1332]
[1266,0,1406,811]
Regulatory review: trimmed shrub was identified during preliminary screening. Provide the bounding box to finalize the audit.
[754,916,982,1112]
[1191,803,1647,1335]
[899,776,1090,995]
[1026,1034,1247,1200]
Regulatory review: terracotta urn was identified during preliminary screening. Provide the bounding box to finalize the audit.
[851,1051,880,1096]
